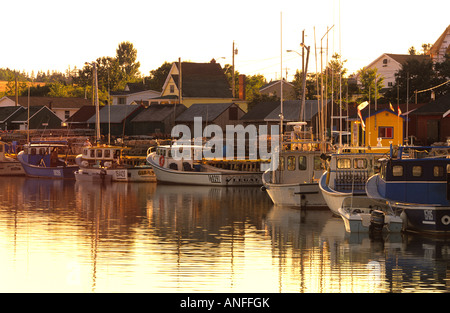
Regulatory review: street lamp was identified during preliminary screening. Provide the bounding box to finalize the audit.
[287,44,310,123]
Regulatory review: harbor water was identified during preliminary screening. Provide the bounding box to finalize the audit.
[0,176,449,293]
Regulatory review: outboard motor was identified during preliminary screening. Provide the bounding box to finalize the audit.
[370,210,385,232]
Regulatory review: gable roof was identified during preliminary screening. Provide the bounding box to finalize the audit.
[410,93,450,115]
[240,101,280,121]
[11,106,61,123]
[7,96,91,108]
[111,83,160,96]
[86,105,144,124]
[65,105,97,123]
[131,104,187,122]
[259,79,295,92]
[167,62,233,99]
[175,103,234,122]
[0,106,24,123]
[264,100,326,122]
[430,25,450,58]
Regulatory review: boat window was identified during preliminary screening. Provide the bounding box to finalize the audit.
[298,156,307,170]
[279,157,285,171]
[433,166,444,177]
[337,158,351,169]
[287,156,296,171]
[353,158,367,169]
[83,149,87,156]
[39,148,46,155]
[104,150,111,158]
[392,165,403,177]
[314,156,325,171]
[90,149,95,158]
[97,149,103,158]
[30,148,36,155]
[412,166,422,177]
[114,150,121,159]
[167,149,172,158]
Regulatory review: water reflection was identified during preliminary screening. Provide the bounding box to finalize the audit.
[0,177,449,292]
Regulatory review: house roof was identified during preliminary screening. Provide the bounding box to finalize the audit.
[259,79,295,92]
[0,106,24,123]
[240,101,281,121]
[410,93,450,115]
[174,62,233,98]
[65,105,97,123]
[175,103,234,122]
[111,83,160,96]
[385,53,430,65]
[86,105,143,124]
[264,100,326,122]
[131,104,187,123]
[11,106,60,123]
[430,25,450,57]
[7,96,91,108]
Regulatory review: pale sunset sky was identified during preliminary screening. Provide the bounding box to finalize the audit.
[2,0,449,81]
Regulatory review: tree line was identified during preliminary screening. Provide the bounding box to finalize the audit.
[2,41,449,107]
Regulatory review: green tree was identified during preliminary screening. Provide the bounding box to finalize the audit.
[357,67,384,103]
[143,61,172,91]
[116,41,141,82]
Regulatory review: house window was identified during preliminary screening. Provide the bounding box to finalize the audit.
[229,107,238,120]
[378,127,393,139]
[388,82,393,87]
[170,85,175,93]
[64,110,70,119]
[383,59,388,64]
[118,97,126,104]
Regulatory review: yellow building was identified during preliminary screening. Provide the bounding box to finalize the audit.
[351,108,404,149]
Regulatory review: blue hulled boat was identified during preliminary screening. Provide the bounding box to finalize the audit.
[366,145,450,234]
[17,140,79,179]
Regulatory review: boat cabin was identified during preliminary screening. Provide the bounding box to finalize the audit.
[328,153,383,193]
[154,145,203,171]
[379,155,450,206]
[79,146,125,168]
[21,141,70,167]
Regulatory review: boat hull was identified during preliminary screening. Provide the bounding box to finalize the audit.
[148,153,261,186]
[338,208,403,233]
[75,169,112,183]
[262,171,327,208]
[319,172,364,215]
[75,167,156,182]
[0,161,25,176]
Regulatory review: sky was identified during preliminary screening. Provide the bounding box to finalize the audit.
[2,0,449,82]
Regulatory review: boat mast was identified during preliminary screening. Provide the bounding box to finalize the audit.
[93,62,100,144]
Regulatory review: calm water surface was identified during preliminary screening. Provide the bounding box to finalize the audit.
[0,177,449,293]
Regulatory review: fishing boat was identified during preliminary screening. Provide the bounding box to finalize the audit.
[17,140,79,179]
[146,144,263,186]
[338,196,403,233]
[75,144,156,182]
[0,141,25,176]
[319,148,385,215]
[366,145,450,234]
[261,124,330,208]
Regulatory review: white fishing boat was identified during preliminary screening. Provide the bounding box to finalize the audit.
[338,196,403,233]
[0,141,25,176]
[146,144,262,186]
[319,149,385,215]
[261,123,330,208]
[75,145,156,182]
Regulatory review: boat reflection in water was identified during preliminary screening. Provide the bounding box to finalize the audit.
[0,177,449,292]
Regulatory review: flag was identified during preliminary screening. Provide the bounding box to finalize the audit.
[389,102,394,112]
[358,109,365,130]
[397,105,402,117]
[357,101,369,111]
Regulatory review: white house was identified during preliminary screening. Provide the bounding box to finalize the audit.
[359,53,430,90]
[430,25,450,64]
[110,82,160,105]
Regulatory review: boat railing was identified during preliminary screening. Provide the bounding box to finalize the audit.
[334,170,369,192]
